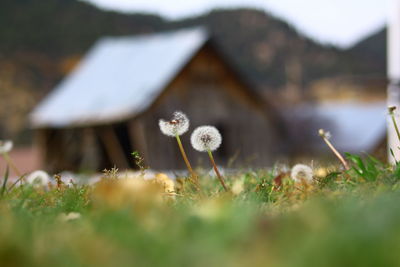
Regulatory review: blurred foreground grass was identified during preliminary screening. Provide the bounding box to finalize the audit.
[2,164,400,267]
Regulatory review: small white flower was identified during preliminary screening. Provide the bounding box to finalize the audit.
[273,163,290,176]
[291,164,313,183]
[191,126,222,152]
[231,179,244,195]
[0,140,13,154]
[159,111,190,137]
[58,212,81,222]
[27,170,50,187]
[59,172,77,187]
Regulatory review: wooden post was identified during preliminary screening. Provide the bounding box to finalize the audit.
[388,0,400,163]
[80,128,99,170]
[98,126,130,169]
[35,129,47,171]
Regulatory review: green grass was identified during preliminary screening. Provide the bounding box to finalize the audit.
[2,158,400,267]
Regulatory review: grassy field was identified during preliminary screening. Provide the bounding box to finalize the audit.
[1,154,400,267]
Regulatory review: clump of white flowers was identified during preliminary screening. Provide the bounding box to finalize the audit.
[191,126,228,192]
[291,164,313,183]
[159,111,199,187]
[27,170,50,187]
[159,111,189,137]
[190,126,222,152]
[0,140,13,154]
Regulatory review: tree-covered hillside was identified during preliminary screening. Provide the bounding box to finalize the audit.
[1,0,378,90]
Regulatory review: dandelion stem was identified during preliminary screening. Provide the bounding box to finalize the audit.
[1,153,22,177]
[321,136,350,171]
[389,108,400,142]
[207,149,229,192]
[175,134,199,186]
[390,148,399,165]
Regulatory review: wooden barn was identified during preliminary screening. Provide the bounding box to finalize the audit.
[30,27,287,172]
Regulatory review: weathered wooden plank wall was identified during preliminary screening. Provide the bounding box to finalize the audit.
[40,43,286,172]
[136,44,285,169]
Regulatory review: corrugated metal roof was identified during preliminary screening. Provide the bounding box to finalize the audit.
[30,27,209,128]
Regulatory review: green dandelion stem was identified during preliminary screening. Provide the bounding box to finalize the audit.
[390,111,400,143]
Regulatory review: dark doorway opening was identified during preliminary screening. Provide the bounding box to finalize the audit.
[113,123,135,168]
[95,123,136,170]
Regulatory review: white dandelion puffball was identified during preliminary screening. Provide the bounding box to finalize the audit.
[191,126,222,152]
[27,170,50,186]
[159,111,189,137]
[0,140,13,154]
[291,164,313,183]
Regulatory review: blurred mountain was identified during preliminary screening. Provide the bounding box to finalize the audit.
[0,0,387,142]
[347,28,386,76]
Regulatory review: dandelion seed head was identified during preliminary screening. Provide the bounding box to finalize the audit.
[191,126,222,152]
[159,111,189,137]
[27,170,50,187]
[318,129,331,140]
[291,164,313,183]
[0,140,13,154]
[324,131,331,140]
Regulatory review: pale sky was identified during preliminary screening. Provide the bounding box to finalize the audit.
[84,0,388,48]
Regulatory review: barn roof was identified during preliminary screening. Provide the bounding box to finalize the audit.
[30,27,209,128]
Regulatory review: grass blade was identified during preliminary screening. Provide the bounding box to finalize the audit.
[6,174,26,193]
[1,165,9,197]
